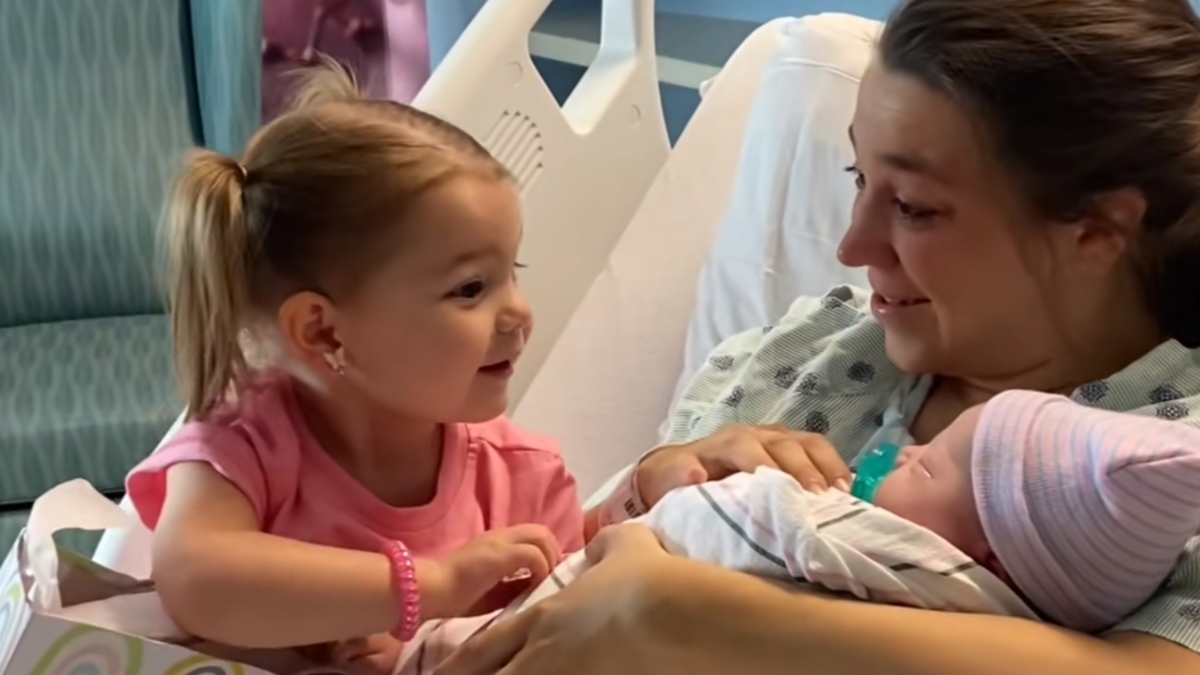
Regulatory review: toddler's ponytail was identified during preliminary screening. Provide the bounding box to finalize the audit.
[163,151,256,419]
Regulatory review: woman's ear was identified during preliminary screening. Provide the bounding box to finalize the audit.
[278,291,343,375]
[1071,187,1147,273]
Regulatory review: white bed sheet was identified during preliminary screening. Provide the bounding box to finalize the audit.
[678,15,878,400]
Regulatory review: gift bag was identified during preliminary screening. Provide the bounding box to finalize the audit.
[0,480,348,675]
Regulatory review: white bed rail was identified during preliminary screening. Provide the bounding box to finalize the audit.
[513,19,791,497]
[414,0,670,407]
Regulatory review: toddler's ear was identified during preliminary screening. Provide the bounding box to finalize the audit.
[278,290,341,371]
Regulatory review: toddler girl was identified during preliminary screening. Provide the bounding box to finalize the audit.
[125,62,585,672]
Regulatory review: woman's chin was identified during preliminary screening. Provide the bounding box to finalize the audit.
[883,331,941,375]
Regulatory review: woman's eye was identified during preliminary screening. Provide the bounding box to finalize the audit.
[893,198,937,221]
[846,164,937,221]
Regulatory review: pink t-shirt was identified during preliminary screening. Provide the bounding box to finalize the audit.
[127,373,585,558]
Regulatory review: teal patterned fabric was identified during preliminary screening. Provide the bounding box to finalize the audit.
[188,0,263,157]
[0,315,177,505]
[0,0,195,327]
[0,0,261,554]
[0,0,262,328]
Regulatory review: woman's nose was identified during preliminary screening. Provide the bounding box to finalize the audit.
[837,196,896,269]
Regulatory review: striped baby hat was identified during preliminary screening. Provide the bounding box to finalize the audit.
[972,390,1200,632]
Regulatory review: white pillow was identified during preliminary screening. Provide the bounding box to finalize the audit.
[673,14,881,402]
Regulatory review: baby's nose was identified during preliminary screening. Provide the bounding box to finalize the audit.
[895,445,921,466]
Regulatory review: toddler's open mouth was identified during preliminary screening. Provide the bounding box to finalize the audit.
[479,360,514,377]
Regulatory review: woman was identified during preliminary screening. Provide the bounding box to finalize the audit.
[439,1,1200,673]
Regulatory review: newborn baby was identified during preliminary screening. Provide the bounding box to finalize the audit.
[869,389,1200,629]
[396,391,1200,673]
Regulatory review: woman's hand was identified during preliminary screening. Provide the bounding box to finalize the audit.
[636,425,853,507]
[433,523,689,675]
[422,524,563,619]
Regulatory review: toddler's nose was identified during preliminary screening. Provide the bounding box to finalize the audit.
[498,288,533,334]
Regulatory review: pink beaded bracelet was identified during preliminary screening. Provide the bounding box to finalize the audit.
[382,539,422,641]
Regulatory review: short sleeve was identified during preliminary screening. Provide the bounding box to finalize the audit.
[126,423,270,531]
[522,453,586,555]
[1109,537,1200,652]
[662,286,875,446]
[662,326,767,445]
[486,423,585,554]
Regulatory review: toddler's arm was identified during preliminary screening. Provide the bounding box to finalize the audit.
[152,462,410,647]
[151,462,556,649]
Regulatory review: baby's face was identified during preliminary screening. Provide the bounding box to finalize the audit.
[872,404,992,562]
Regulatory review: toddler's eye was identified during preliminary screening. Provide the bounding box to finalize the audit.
[455,280,485,299]
[844,165,865,190]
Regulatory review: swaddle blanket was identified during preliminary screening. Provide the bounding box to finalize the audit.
[395,468,1037,675]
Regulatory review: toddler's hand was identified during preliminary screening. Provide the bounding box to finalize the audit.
[424,524,561,619]
[331,633,405,675]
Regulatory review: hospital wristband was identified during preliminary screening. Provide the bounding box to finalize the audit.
[382,539,422,641]
[595,465,650,528]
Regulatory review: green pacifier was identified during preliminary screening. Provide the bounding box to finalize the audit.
[850,442,901,503]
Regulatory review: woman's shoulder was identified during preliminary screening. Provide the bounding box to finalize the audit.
[1112,535,1200,652]
[707,286,871,358]
[668,286,906,450]
[738,286,902,394]
[1076,340,1200,426]
[775,285,874,332]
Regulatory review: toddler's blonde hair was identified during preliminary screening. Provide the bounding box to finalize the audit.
[163,59,508,419]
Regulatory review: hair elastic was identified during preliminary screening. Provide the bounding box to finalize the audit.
[382,540,422,642]
[850,442,901,504]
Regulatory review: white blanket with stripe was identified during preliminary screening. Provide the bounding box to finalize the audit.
[396,468,1037,675]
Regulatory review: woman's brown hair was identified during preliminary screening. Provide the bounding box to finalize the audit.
[880,0,1200,346]
[162,59,508,419]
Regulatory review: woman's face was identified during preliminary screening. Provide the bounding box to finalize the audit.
[839,63,1077,380]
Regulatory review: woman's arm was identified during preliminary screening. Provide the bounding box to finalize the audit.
[436,524,1200,675]
[676,572,1200,675]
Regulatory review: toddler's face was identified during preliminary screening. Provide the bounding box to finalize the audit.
[872,404,993,563]
[288,174,533,424]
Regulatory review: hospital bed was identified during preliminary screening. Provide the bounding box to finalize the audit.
[92,4,880,575]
